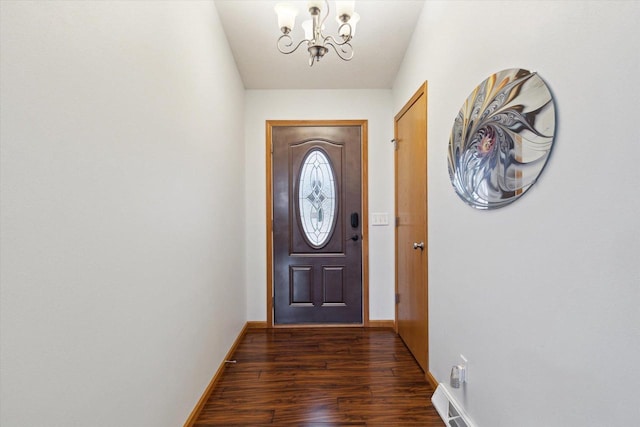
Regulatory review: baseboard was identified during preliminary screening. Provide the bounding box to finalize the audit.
[246,321,268,329]
[183,322,249,427]
[368,319,395,328]
[426,371,438,390]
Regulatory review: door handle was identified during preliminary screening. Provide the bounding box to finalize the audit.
[347,234,360,242]
[413,241,424,250]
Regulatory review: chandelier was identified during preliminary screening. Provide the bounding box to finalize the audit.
[274,1,360,66]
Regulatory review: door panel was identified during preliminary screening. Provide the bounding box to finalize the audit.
[291,266,313,305]
[272,125,362,324]
[395,83,429,373]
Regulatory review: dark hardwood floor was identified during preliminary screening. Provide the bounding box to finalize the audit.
[194,327,443,426]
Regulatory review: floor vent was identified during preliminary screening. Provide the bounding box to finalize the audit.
[431,384,476,427]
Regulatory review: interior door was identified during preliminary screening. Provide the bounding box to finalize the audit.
[395,83,429,372]
[271,124,363,324]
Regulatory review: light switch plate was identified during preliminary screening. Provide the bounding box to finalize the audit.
[371,212,389,226]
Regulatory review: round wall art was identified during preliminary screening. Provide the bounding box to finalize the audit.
[447,68,556,209]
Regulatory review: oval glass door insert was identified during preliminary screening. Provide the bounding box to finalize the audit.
[298,149,337,248]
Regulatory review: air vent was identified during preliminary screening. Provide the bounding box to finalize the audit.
[447,401,469,427]
[431,384,476,427]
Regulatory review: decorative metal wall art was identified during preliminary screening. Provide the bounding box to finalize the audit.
[448,68,556,209]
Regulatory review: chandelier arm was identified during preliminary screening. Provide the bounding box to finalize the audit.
[277,34,311,55]
[337,22,353,42]
[324,34,352,48]
[319,0,330,33]
[325,41,354,61]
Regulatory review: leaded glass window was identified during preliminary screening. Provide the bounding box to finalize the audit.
[298,149,337,247]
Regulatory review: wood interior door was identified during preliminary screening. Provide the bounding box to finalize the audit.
[271,124,363,324]
[395,83,429,372]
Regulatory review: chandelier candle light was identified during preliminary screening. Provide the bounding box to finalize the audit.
[275,0,360,66]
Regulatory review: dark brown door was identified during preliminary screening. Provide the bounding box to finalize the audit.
[272,125,362,324]
[395,83,429,373]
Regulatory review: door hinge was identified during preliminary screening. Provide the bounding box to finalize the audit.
[391,138,398,150]
[395,217,400,227]
[270,141,273,154]
[272,295,275,307]
[395,293,400,304]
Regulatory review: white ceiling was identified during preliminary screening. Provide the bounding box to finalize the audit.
[214,0,425,89]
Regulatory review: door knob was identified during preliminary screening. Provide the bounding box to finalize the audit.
[413,241,424,250]
[347,234,359,242]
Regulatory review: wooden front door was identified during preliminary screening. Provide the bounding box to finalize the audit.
[395,83,429,372]
[268,122,366,325]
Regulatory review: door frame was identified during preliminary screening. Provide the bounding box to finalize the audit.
[266,120,369,328]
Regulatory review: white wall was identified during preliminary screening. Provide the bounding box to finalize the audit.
[244,90,395,321]
[0,2,245,426]
[393,1,640,426]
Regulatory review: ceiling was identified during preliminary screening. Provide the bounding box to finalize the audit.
[214,0,425,90]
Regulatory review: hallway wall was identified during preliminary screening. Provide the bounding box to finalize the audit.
[393,1,640,426]
[244,89,396,322]
[0,2,246,426]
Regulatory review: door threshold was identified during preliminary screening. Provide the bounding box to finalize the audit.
[271,323,365,329]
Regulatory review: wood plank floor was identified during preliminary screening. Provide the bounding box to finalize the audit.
[194,327,443,426]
